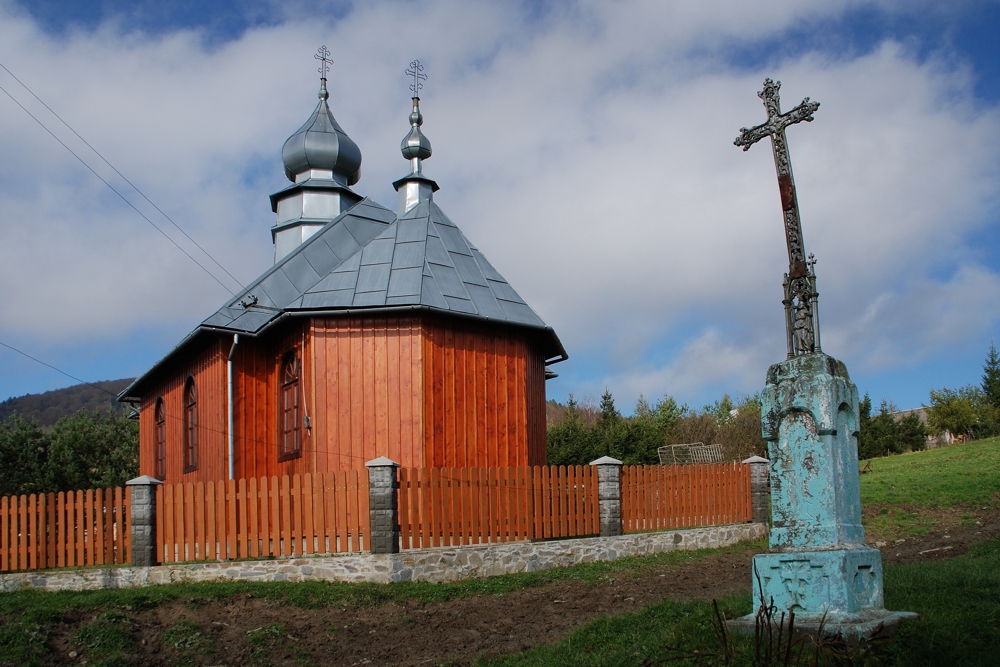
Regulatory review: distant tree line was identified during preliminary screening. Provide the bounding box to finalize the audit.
[856,395,927,460]
[545,390,768,466]
[922,342,1000,441]
[0,378,133,426]
[548,342,1000,466]
[0,409,138,497]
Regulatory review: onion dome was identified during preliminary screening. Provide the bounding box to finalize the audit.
[281,78,362,185]
[401,100,432,163]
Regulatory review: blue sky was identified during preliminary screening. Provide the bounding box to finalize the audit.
[2,0,1000,415]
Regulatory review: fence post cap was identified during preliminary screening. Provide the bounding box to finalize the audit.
[365,456,400,468]
[742,455,769,464]
[126,475,164,486]
[589,456,623,466]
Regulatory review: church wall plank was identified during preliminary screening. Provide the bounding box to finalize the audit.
[139,337,227,485]
[420,317,544,469]
[310,316,424,471]
[139,314,547,486]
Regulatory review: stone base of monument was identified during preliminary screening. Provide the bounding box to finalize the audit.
[727,608,919,643]
[726,547,918,642]
[728,352,918,642]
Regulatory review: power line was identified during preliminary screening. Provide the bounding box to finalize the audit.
[0,340,120,399]
[0,339,509,468]
[0,61,248,293]
[0,79,239,297]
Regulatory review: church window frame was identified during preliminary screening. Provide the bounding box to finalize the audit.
[183,376,199,473]
[279,350,302,461]
[154,397,166,480]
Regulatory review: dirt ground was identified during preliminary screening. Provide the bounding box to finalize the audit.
[37,505,1000,667]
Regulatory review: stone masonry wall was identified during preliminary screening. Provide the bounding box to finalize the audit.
[0,523,766,593]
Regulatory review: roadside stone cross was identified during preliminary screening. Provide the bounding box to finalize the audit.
[735,79,822,358]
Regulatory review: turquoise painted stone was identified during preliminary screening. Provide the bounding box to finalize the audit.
[761,353,864,552]
[736,353,916,636]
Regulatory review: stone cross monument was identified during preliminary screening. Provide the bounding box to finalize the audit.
[731,79,915,638]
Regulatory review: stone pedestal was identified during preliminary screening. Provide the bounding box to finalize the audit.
[742,455,770,525]
[366,457,401,554]
[126,475,163,567]
[731,353,915,639]
[590,456,623,537]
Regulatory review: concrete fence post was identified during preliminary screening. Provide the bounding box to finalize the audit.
[126,475,163,566]
[590,456,623,537]
[742,455,770,525]
[366,456,401,554]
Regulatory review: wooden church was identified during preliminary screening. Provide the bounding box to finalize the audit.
[119,60,566,485]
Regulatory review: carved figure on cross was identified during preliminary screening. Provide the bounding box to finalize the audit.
[735,79,822,358]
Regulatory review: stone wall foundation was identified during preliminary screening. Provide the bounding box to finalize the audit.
[0,523,766,593]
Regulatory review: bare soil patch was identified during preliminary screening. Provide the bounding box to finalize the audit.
[33,510,1000,666]
[864,503,1000,565]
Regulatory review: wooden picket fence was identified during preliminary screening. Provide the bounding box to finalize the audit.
[397,465,600,548]
[157,471,369,563]
[0,463,755,573]
[0,488,130,572]
[621,462,751,533]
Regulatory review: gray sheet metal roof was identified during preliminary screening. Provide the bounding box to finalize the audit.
[298,200,550,331]
[120,197,565,401]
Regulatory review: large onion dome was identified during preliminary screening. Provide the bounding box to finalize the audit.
[281,79,362,185]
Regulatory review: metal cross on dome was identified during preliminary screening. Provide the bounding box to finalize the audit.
[315,46,332,79]
[406,59,427,97]
[735,79,823,358]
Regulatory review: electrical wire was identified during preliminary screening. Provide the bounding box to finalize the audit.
[0,81,239,297]
[0,340,121,400]
[0,337,405,467]
[0,61,248,293]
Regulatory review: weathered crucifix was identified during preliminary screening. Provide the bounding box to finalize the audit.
[735,79,822,358]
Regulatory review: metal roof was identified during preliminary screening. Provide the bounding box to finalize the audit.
[120,197,565,401]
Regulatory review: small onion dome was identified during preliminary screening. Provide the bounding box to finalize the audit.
[281,79,362,185]
[400,99,432,161]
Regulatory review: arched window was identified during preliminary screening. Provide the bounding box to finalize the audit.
[280,351,302,460]
[155,397,166,480]
[183,377,198,472]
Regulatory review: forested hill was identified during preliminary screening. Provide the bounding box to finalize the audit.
[0,378,135,426]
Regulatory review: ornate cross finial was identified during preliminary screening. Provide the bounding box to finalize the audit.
[405,60,427,98]
[315,46,332,79]
[735,79,822,358]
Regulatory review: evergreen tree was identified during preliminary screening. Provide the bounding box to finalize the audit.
[0,413,49,496]
[46,410,139,491]
[983,341,1000,409]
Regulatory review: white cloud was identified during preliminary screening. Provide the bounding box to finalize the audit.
[0,0,998,405]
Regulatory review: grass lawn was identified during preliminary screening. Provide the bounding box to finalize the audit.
[479,535,1000,666]
[481,439,1000,665]
[860,436,1000,508]
[2,439,998,665]
[860,436,1000,539]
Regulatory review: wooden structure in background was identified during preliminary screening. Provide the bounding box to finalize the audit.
[134,313,548,485]
[621,462,752,533]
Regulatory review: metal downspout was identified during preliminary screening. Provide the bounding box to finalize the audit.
[227,334,239,480]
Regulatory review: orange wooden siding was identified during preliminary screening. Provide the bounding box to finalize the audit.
[421,317,546,469]
[309,316,424,471]
[139,313,549,485]
[139,337,228,484]
[231,323,310,481]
